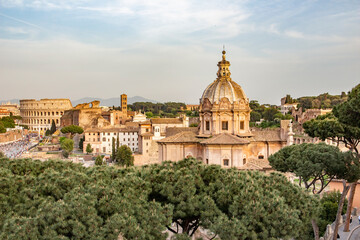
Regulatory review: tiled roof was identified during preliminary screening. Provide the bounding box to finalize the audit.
[200,133,250,145]
[151,118,183,124]
[238,158,272,171]
[251,129,284,142]
[166,127,198,137]
[140,132,154,137]
[157,131,200,143]
[84,126,138,133]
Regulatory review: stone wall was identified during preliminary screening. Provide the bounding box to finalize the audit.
[0,130,23,143]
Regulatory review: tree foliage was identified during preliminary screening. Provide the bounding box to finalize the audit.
[95,155,104,166]
[269,143,360,194]
[60,125,84,137]
[60,138,74,158]
[127,102,190,118]
[115,145,134,167]
[86,143,93,154]
[318,191,347,236]
[0,116,15,129]
[79,136,84,150]
[0,158,171,240]
[50,120,56,134]
[0,158,319,240]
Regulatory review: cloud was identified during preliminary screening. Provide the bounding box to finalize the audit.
[284,30,304,39]
[0,12,45,30]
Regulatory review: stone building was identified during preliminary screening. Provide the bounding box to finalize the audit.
[151,117,189,140]
[83,126,139,154]
[20,99,73,131]
[292,107,332,125]
[61,94,129,129]
[0,109,11,118]
[0,102,20,116]
[158,51,292,169]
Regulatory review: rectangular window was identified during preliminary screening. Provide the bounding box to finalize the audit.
[223,159,229,166]
[240,121,244,130]
[222,121,228,130]
[102,137,106,141]
[205,121,210,131]
[103,147,106,152]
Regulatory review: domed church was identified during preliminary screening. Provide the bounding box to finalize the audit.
[158,51,293,169]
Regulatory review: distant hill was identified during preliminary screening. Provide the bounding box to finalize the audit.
[0,99,20,105]
[283,92,348,110]
[0,96,158,107]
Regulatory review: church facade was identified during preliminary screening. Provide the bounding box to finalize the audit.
[158,51,293,169]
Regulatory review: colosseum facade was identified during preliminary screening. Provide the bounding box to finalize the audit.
[20,99,73,131]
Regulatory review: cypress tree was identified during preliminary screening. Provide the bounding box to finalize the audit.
[111,137,116,162]
[50,120,56,134]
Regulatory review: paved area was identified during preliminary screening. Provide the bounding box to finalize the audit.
[337,215,360,240]
[348,226,360,240]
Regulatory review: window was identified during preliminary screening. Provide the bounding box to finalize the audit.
[222,121,228,130]
[206,159,209,164]
[243,158,247,164]
[223,159,229,166]
[146,128,149,132]
[103,137,106,141]
[103,147,106,152]
[258,155,264,159]
[123,138,125,141]
[205,121,210,131]
[240,121,244,130]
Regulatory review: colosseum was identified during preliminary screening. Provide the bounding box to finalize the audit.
[20,99,73,131]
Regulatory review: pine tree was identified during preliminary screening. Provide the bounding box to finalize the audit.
[116,145,134,167]
[86,143,93,154]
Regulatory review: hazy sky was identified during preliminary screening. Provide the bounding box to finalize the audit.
[0,0,359,105]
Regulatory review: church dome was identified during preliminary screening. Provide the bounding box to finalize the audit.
[200,50,247,104]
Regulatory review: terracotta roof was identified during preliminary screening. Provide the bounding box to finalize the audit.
[151,118,183,124]
[139,120,151,125]
[251,129,284,142]
[166,127,198,137]
[200,133,250,145]
[140,132,154,137]
[125,122,140,127]
[238,158,272,171]
[157,131,200,143]
[84,126,138,133]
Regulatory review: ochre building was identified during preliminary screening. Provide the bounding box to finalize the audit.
[20,99,73,131]
[158,51,293,169]
[61,94,129,130]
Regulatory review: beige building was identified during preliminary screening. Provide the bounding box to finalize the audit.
[0,102,20,116]
[20,99,73,131]
[158,51,292,169]
[83,126,139,154]
[0,109,11,118]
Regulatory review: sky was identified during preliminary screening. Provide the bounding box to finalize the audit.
[0,0,359,105]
